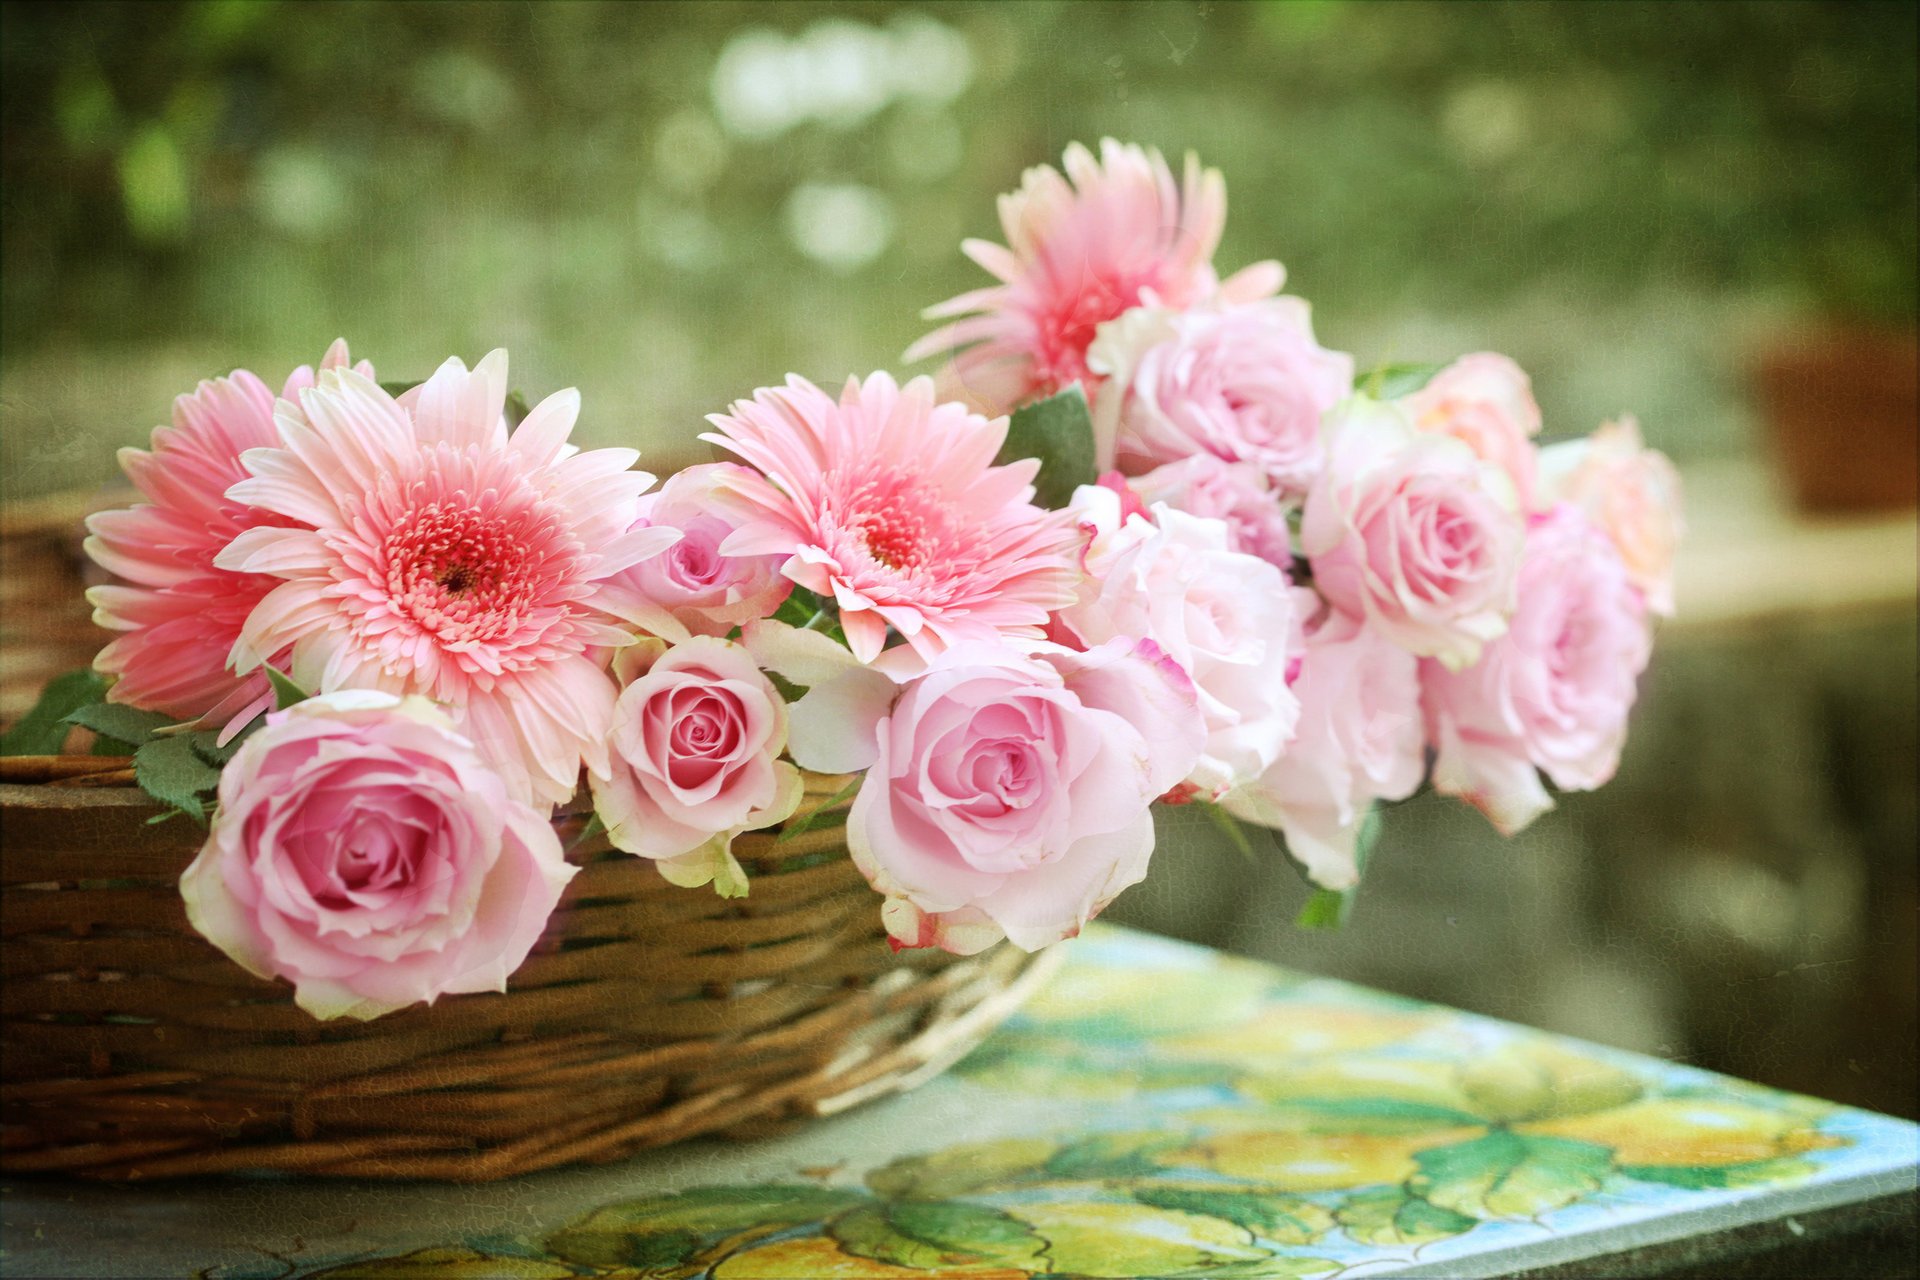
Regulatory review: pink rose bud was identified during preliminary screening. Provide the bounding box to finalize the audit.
[179,691,577,1021]
[600,463,793,644]
[591,635,803,896]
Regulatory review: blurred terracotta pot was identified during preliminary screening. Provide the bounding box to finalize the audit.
[1755,326,1918,514]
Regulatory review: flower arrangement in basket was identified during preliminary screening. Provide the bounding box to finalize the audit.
[0,139,1682,1180]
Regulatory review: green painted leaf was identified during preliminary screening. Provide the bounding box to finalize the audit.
[303,1246,579,1279]
[546,1185,867,1269]
[0,670,109,755]
[1409,1129,1612,1220]
[1043,1130,1187,1181]
[998,385,1096,509]
[1130,1185,1333,1244]
[264,665,312,711]
[830,1200,1047,1268]
[1012,1201,1272,1277]
[866,1137,1056,1200]
[1618,1158,1822,1190]
[132,734,221,824]
[1334,1188,1478,1246]
[62,701,178,747]
[1358,362,1446,400]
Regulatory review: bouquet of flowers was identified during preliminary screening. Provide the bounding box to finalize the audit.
[11,139,1682,1024]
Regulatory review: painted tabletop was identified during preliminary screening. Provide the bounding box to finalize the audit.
[2,925,1914,1279]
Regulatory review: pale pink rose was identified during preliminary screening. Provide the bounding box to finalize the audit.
[1302,398,1524,671]
[179,691,576,1021]
[1424,505,1653,835]
[1223,603,1424,890]
[85,339,372,739]
[1058,487,1301,795]
[906,139,1282,416]
[591,636,803,896]
[1538,416,1683,616]
[1402,353,1544,510]
[847,638,1205,954]
[601,464,792,644]
[1128,454,1294,569]
[1097,300,1353,492]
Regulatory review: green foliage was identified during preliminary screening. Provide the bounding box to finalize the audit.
[0,669,108,755]
[62,700,176,746]
[997,385,1097,509]
[132,734,222,824]
[264,665,311,710]
[775,776,860,843]
[1295,805,1382,930]
[1129,1184,1334,1244]
[770,587,846,648]
[1358,362,1446,400]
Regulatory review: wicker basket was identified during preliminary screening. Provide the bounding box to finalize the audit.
[0,761,1058,1181]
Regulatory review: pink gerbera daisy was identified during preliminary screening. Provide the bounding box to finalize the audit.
[86,339,372,736]
[216,351,676,807]
[701,372,1081,664]
[905,138,1282,415]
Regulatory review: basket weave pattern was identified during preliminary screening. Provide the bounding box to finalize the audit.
[0,767,1056,1181]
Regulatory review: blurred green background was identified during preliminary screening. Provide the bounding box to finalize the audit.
[1,0,1914,497]
[2,0,1915,1118]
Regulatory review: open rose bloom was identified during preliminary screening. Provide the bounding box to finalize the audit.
[49,139,1679,1025]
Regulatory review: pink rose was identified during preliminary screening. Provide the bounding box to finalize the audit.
[179,692,576,1021]
[1223,603,1424,890]
[847,638,1204,953]
[1538,416,1683,616]
[1129,454,1294,569]
[602,463,793,643]
[1402,353,1544,510]
[591,635,803,896]
[1303,397,1524,670]
[1424,505,1653,835]
[1060,486,1302,795]
[1093,300,1353,492]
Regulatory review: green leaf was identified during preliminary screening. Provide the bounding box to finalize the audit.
[1618,1158,1822,1190]
[0,670,109,755]
[1409,1129,1613,1220]
[545,1185,867,1269]
[831,1201,1048,1269]
[1010,1201,1272,1276]
[1129,1186,1333,1244]
[1197,801,1264,864]
[504,388,532,428]
[133,733,222,824]
[998,385,1097,509]
[62,701,179,748]
[188,724,256,769]
[1335,1188,1479,1246]
[264,665,312,710]
[765,670,810,703]
[1295,805,1382,930]
[867,1137,1057,1200]
[769,587,847,647]
[777,776,861,843]
[1358,362,1446,400]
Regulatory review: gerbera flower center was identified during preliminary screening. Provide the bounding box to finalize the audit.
[374,495,576,653]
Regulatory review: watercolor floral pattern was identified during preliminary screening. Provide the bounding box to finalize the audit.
[264,928,1861,1279]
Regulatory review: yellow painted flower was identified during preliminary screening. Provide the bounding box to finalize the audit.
[1520,1098,1840,1166]
[1168,1127,1485,1190]
[1164,1006,1439,1066]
